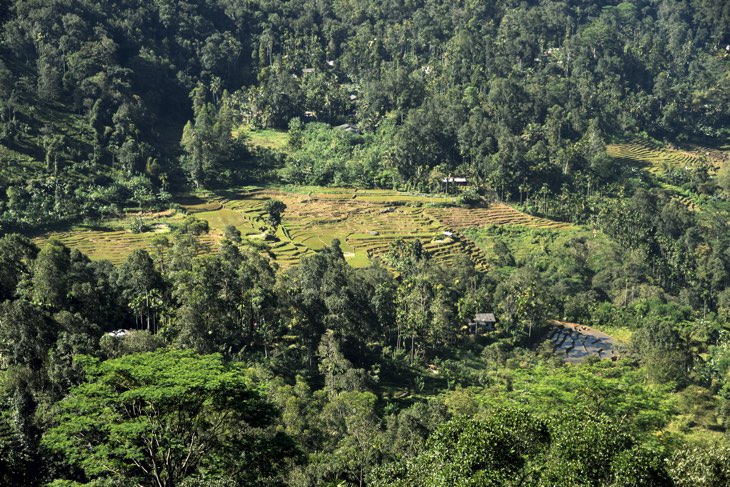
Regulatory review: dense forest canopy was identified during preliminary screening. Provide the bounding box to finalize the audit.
[0,223,729,485]
[1,0,730,486]
[0,0,729,227]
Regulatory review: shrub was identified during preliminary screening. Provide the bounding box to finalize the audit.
[130,217,149,233]
[457,188,482,207]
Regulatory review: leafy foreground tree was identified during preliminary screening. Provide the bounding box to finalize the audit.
[372,409,671,487]
[43,349,297,486]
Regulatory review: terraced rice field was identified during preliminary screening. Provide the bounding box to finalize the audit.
[196,188,574,269]
[34,187,572,269]
[606,140,728,212]
[35,225,219,265]
[672,194,700,212]
[214,188,487,269]
[427,203,572,230]
[606,140,721,175]
[35,229,161,264]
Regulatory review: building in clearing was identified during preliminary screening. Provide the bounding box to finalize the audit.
[469,312,496,334]
[334,123,361,134]
[442,177,468,185]
[441,177,468,193]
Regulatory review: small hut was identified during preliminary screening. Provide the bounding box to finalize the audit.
[469,312,496,334]
[441,177,468,193]
[334,123,361,134]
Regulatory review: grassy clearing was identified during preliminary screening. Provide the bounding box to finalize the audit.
[235,126,290,151]
[462,225,601,267]
[592,325,632,344]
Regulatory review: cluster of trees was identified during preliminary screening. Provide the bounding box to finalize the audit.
[0,172,172,231]
[472,215,730,388]
[0,0,253,229]
[0,0,729,227]
[0,227,481,484]
[0,212,729,484]
[225,0,729,197]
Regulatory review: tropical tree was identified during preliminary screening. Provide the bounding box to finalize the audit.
[29,239,71,309]
[319,391,383,487]
[116,249,164,332]
[494,267,550,341]
[43,350,287,486]
[372,409,549,486]
[264,199,287,229]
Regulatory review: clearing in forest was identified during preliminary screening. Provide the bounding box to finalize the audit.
[211,188,484,269]
[545,320,619,363]
[34,187,572,269]
[234,126,290,151]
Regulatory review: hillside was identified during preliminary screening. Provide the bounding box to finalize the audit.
[0,0,728,227]
[2,1,730,486]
